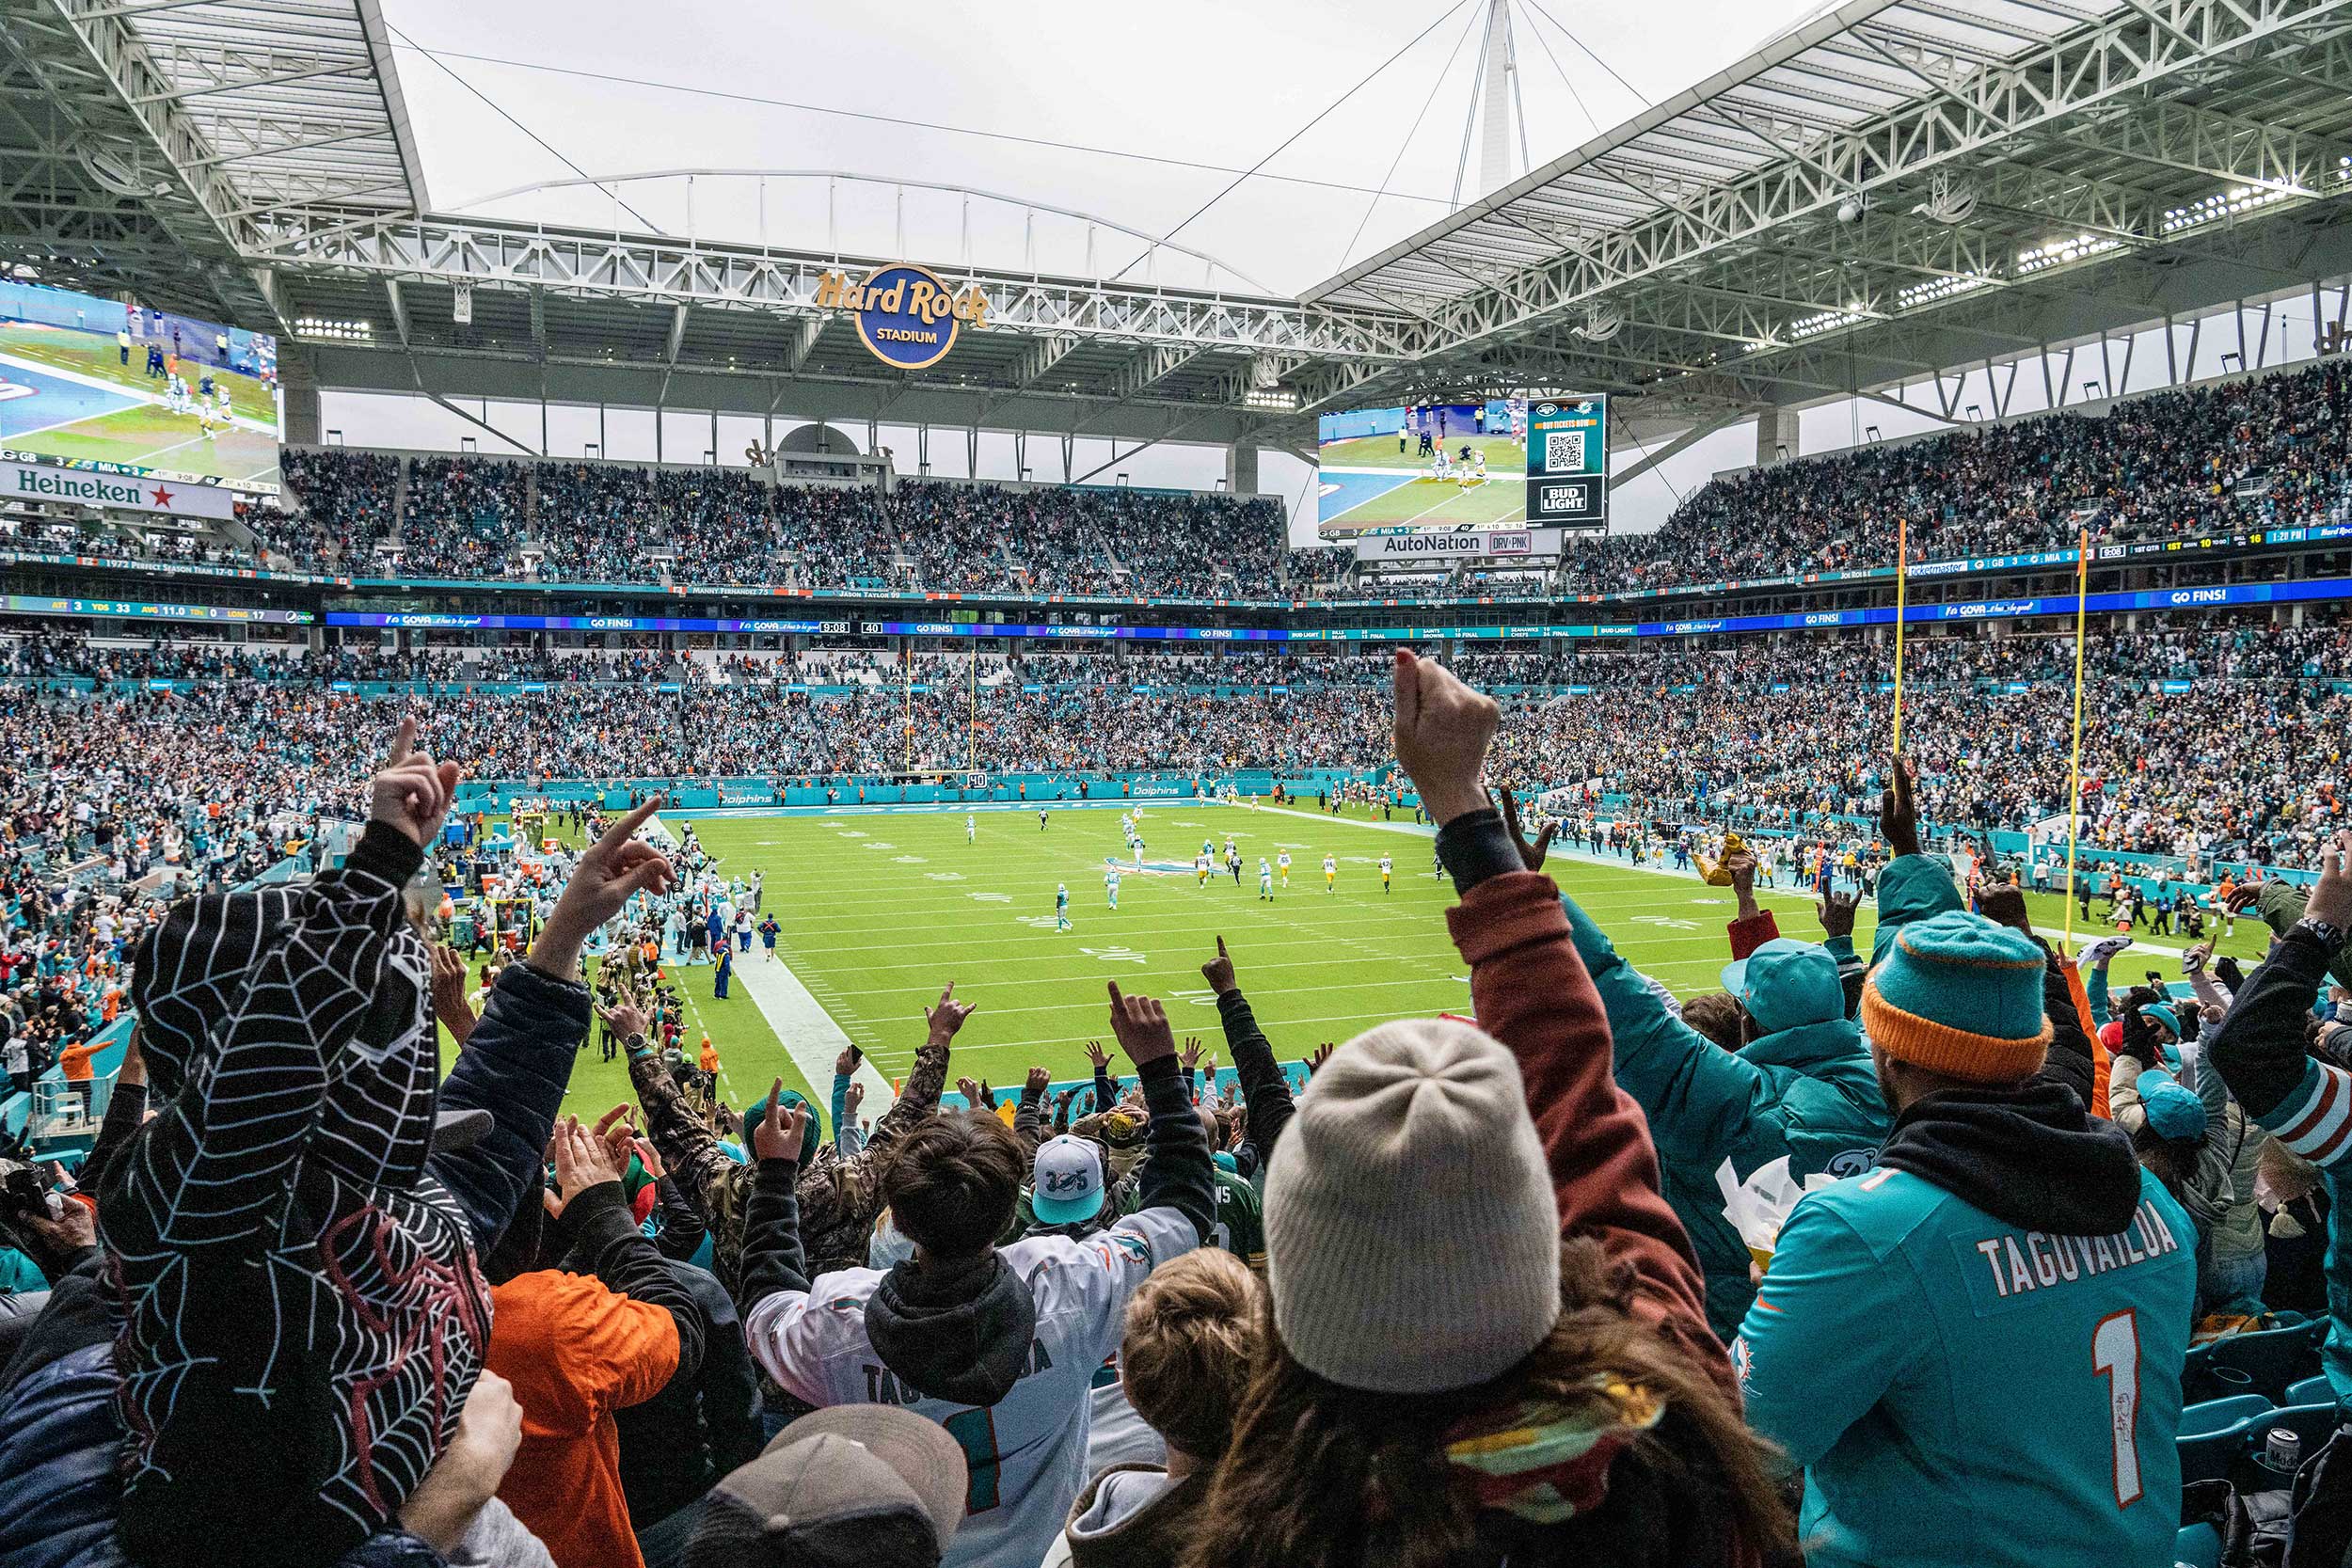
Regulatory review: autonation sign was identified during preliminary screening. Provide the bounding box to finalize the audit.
[1355,528,1555,563]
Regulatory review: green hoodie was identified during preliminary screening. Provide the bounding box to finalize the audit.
[1564,894,1891,1341]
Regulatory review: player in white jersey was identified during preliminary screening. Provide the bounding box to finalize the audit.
[1104,866,1120,910]
[967,812,976,843]
[1258,857,1273,900]
[1323,853,1337,893]
[1133,839,1145,872]
[1379,853,1393,893]
[739,1003,1215,1568]
[1194,851,1210,887]
[1039,807,1049,832]
[1277,849,1291,887]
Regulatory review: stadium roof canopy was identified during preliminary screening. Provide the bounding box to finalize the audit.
[1305,0,2352,436]
[5,0,2352,454]
[0,0,424,325]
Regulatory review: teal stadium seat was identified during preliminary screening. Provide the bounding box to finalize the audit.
[2183,1341,2257,1403]
[2254,1402,2344,1455]
[2208,1324,2327,1402]
[2177,1395,2274,1486]
[2284,1374,2338,1407]
[2179,1394,2274,1435]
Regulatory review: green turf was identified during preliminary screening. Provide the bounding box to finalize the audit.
[0,322,280,483]
[1321,432,1527,472]
[1336,477,1528,528]
[447,800,2280,1132]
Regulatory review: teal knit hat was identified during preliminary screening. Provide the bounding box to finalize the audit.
[1861,911,2053,1084]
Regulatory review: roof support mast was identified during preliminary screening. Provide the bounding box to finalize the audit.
[1479,0,1516,198]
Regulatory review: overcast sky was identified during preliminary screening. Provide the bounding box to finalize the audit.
[381,0,1825,293]
[330,1,2323,537]
[340,0,1839,530]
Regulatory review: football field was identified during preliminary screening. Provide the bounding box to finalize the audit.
[517,800,2279,1135]
[1317,431,1532,529]
[0,323,279,483]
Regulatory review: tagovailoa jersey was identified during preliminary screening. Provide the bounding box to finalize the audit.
[1733,1165,2195,1568]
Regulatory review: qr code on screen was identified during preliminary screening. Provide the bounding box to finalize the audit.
[1544,429,1586,471]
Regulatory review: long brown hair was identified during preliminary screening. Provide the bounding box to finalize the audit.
[1182,1236,1794,1568]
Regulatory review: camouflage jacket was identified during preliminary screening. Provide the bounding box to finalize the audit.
[627,1038,950,1293]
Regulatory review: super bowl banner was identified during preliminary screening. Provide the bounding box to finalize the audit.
[4,456,236,519]
[815,264,992,370]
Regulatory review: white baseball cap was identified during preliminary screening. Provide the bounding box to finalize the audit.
[1030,1133,1105,1226]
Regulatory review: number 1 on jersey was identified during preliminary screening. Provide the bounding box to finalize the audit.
[2091,1309,2143,1509]
[943,1405,1002,1513]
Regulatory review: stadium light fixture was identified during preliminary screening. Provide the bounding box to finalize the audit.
[2016,235,2121,275]
[294,317,373,341]
[1245,388,1298,411]
[2161,183,2299,235]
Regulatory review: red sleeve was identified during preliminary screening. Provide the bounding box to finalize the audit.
[1726,910,1780,959]
[1446,871,1731,1382]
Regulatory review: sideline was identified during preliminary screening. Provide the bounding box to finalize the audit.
[644,813,899,1118]
[1248,802,2208,960]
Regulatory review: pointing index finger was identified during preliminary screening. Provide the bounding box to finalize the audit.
[599,797,663,853]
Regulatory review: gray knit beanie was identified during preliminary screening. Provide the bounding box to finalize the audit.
[1263,1019,1561,1394]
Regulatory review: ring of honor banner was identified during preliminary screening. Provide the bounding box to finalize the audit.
[1525,397,1608,531]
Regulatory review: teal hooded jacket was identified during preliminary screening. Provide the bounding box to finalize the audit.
[1563,892,1891,1340]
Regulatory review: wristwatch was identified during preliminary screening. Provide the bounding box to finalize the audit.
[2295,915,2346,951]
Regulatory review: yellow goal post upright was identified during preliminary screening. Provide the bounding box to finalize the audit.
[2062,530,2090,952]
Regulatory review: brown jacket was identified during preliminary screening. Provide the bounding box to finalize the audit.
[1446,866,1729,1386]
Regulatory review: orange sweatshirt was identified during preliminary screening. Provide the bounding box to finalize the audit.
[487,1270,679,1568]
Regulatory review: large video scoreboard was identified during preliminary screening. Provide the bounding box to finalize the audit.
[1524,396,1608,531]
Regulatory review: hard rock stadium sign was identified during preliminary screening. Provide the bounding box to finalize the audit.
[813,264,992,371]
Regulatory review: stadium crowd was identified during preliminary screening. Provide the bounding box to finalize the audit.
[216,356,2352,601]
[8,646,2352,1568]
[7,611,2348,863]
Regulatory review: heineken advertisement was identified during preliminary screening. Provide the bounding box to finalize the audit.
[814,263,992,371]
[3,457,236,519]
[1524,396,1608,532]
